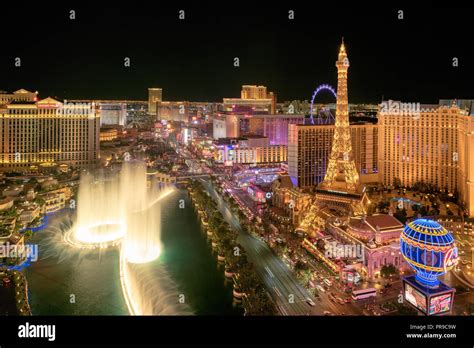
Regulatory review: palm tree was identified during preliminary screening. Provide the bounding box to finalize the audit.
[238,263,260,294]
[209,213,223,231]
[215,225,227,240]
[237,210,247,223]
[218,236,232,254]
[225,249,239,273]
[253,293,278,316]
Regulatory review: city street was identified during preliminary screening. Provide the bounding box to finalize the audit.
[201,178,318,315]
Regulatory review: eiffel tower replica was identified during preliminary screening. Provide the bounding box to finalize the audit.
[299,40,369,234]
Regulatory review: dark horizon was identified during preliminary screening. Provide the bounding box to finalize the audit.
[1,4,472,103]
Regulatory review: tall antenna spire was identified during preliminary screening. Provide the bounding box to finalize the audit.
[339,37,346,56]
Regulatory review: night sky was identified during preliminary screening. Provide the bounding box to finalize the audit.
[1,3,472,103]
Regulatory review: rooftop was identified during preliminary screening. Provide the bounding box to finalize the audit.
[365,214,404,232]
[276,175,294,189]
[241,135,268,139]
[8,100,36,105]
[9,233,23,245]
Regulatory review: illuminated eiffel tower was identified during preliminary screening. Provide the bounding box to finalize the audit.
[320,38,361,193]
[298,40,368,235]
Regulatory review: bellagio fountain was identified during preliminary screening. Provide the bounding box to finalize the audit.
[64,160,192,315]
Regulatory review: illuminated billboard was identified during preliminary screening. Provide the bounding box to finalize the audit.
[429,293,452,315]
[404,282,427,314]
[403,275,456,316]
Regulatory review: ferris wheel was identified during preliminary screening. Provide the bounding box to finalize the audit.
[309,84,337,125]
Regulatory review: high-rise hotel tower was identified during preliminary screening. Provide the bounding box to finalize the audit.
[378,101,474,217]
[0,96,100,170]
